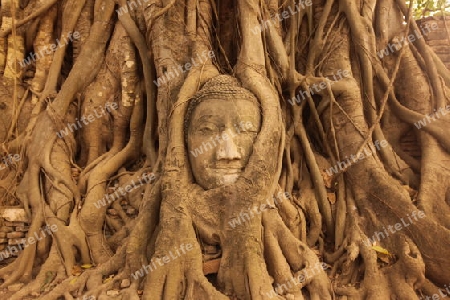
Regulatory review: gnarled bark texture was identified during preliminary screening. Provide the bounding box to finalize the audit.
[0,0,449,299]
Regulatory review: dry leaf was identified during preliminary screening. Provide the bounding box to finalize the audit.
[372,245,390,255]
[321,170,333,188]
[327,193,336,204]
[103,275,114,284]
[81,264,93,269]
[72,265,83,276]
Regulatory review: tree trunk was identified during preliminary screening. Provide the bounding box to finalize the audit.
[0,0,449,299]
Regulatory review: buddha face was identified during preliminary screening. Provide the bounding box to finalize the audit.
[187,98,261,190]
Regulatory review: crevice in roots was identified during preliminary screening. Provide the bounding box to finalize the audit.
[0,0,449,299]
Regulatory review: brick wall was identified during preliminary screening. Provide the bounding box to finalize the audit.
[0,208,30,262]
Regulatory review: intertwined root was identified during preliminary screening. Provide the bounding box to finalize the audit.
[1,0,450,298]
[143,215,229,300]
[141,175,333,300]
[333,234,426,299]
[262,209,333,300]
[142,207,333,300]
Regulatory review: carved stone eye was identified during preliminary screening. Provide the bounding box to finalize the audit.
[198,124,218,135]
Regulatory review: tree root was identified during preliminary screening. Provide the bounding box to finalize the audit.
[43,205,90,275]
[9,243,65,300]
[262,208,333,299]
[36,243,126,300]
[79,99,143,263]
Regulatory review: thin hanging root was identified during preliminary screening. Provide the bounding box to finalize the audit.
[78,90,131,183]
[395,0,446,108]
[2,0,25,80]
[354,28,418,187]
[80,100,143,263]
[264,20,291,80]
[78,82,133,196]
[30,3,57,101]
[72,0,94,61]
[78,152,113,183]
[306,0,334,74]
[45,0,115,118]
[0,0,58,38]
[125,181,161,286]
[6,87,28,140]
[42,138,80,205]
[295,113,334,240]
[429,48,450,86]
[275,188,302,240]
[81,56,120,165]
[388,91,450,152]
[40,0,87,99]
[283,127,295,195]
[334,176,346,248]
[299,186,322,247]
[116,0,157,166]
[364,22,450,152]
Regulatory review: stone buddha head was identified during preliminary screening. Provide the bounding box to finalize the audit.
[185,75,261,190]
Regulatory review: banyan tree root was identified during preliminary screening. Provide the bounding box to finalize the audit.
[142,0,332,293]
[1,0,450,299]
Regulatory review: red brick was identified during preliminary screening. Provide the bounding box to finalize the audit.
[7,232,25,239]
[0,226,14,233]
[15,226,29,232]
[8,238,26,245]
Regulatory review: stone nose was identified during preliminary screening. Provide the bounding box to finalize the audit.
[216,135,242,161]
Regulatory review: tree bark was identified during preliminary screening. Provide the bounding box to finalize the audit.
[0,0,449,299]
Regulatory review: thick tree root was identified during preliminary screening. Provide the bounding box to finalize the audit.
[9,244,65,300]
[38,243,126,300]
